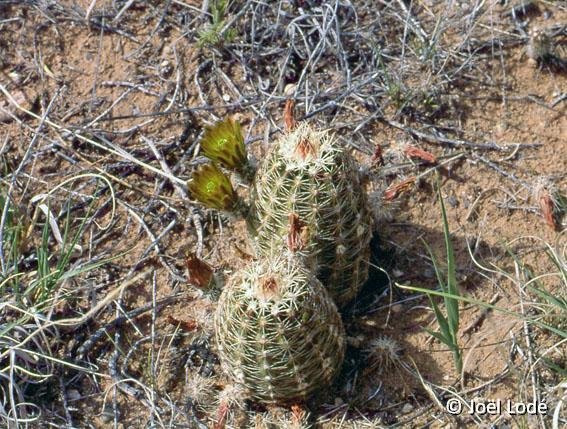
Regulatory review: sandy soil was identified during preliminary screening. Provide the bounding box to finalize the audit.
[0,1,565,428]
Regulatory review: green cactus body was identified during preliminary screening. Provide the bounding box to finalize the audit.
[214,252,345,404]
[251,122,372,307]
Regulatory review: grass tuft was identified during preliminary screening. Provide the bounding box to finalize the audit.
[0,175,118,426]
[198,0,237,48]
[419,178,462,375]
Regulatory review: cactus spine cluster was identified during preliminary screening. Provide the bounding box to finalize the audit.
[251,122,372,307]
[213,252,345,403]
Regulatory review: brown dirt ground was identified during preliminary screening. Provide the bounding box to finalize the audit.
[0,1,565,428]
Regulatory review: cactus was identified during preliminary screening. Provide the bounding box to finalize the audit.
[250,122,372,307]
[214,252,345,404]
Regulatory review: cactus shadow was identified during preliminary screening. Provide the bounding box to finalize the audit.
[319,223,504,419]
[347,222,502,320]
[346,232,395,318]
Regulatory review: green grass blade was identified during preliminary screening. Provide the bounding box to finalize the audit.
[540,357,567,377]
[421,238,446,292]
[429,297,450,338]
[528,284,567,310]
[423,327,449,346]
[437,179,459,335]
[396,283,567,338]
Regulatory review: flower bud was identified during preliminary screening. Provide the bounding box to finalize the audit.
[188,163,237,211]
[201,118,247,171]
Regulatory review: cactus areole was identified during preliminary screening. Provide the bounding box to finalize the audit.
[214,253,346,403]
[251,122,372,307]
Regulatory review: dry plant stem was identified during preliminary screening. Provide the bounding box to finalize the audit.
[0,84,186,187]
[75,295,178,360]
[473,154,532,190]
[142,136,188,199]
[551,93,566,108]
[465,188,500,221]
[89,16,105,115]
[117,200,184,281]
[415,153,465,181]
[190,207,205,258]
[124,1,172,60]
[58,375,73,427]
[150,272,158,421]
[394,0,428,44]
[47,135,158,198]
[0,270,151,356]
[84,87,136,129]
[107,330,208,427]
[139,218,177,260]
[195,59,213,108]
[462,293,500,336]
[111,273,131,426]
[384,118,541,152]
[100,80,161,98]
[0,87,62,274]
[164,46,184,113]
[515,261,545,429]
[85,0,97,20]
[112,0,136,23]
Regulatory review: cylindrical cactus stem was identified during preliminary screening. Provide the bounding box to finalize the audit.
[250,121,372,307]
[214,252,346,404]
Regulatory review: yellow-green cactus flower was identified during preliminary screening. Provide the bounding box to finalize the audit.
[188,163,238,211]
[201,118,247,171]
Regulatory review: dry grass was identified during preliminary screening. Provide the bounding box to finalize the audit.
[1,0,566,427]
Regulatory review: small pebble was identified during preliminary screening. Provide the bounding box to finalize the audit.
[100,404,117,423]
[362,318,377,327]
[8,71,22,84]
[67,389,81,401]
[402,403,413,413]
[392,269,404,278]
[447,195,458,208]
[284,83,297,95]
[159,60,173,77]
[391,304,403,313]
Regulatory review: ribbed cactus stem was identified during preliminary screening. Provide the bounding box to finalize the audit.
[250,122,372,307]
[214,252,345,404]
